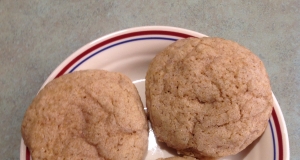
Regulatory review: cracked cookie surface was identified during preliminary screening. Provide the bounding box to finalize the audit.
[146,37,273,158]
[22,70,148,160]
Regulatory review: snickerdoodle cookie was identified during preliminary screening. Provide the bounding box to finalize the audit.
[146,37,273,158]
[22,70,148,160]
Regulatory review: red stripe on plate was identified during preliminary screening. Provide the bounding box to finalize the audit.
[272,108,284,160]
[26,30,285,160]
[26,147,30,160]
[55,30,193,78]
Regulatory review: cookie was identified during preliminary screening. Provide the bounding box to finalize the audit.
[146,37,273,158]
[22,70,148,160]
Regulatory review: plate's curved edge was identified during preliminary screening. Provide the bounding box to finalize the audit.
[20,139,25,160]
[272,93,290,160]
[20,26,289,160]
[41,26,207,88]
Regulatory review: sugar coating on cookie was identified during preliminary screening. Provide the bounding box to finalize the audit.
[22,70,148,160]
[146,37,273,158]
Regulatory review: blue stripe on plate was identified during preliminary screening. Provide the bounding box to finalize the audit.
[270,120,276,160]
[69,37,177,72]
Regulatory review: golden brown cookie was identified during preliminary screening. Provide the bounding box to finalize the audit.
[146,37,273,158]
[22,70,148,160]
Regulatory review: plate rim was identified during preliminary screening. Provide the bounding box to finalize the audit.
[20,26,289,160]
[42,26,208,87]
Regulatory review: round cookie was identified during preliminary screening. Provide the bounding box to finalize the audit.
[22,70,148,160]
[146,37,273,158]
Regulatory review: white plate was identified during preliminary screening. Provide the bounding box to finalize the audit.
[20,26,289,160]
